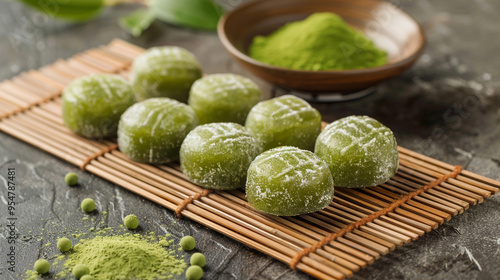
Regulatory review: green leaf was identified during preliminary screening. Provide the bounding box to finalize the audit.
[150,0,225,30]
[17,0,105,22]
[119,9,156,37]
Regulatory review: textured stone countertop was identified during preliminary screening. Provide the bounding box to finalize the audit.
[1,1,499,279]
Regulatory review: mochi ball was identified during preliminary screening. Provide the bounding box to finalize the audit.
[118,98,198,163]
[131,47,202,103]
[245,95,321,151]
[246,146,334,216]
[62,74,135,138]
[180,123,262,190]
[315,115,398,188]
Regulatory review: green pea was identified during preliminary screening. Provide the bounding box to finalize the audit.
[65,172,78,186]
[185,265,203,280]
[124,214,139,230]
[34,259,50,274]
[180,236,195,251]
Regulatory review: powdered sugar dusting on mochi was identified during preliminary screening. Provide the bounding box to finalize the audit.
[131,46,201,81]
[117,98,198,164]
[256,147,326,183]
[193,74,259,96]
[180,123,262,190]
[62,74,135,138]
[245,95,321,151]
[315,115,398,188]
[64,74,133,108]
[246,146,334,216]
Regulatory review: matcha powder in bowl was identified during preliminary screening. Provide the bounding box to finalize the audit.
[249,13,387,71]
[61,234,186,279]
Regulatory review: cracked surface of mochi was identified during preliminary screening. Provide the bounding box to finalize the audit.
[315,115,398,188]
[245,95,321,151]
[188,74,261,125]
[246,146,334,216]
[62,74,135,138]
[118,98,198,163]
[131,47,202,103]
[180,123,262,190]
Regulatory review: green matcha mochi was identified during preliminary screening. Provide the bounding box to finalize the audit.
[188,74,261,125]
[315,115,398,188]
[246,146,334,216]
[62,74,135,138]
[180,123,262,190]
[245,95,321,151]
[118,98,198,163]
[131,46,202,103]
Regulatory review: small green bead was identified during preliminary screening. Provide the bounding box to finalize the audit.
[81,198,95,213]
[34,259,50,274]
[72,264,90,279]
[190,252,206,267]
[80,275,96,280]
[65,172,78,186]
[124,214,139,230]
[185,265,203,280]
[57,237,72,252]
[180,236,195,251]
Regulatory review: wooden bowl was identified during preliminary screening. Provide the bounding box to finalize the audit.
[218,0,426,93]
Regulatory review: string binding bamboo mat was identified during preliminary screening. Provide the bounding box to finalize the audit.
[0,39,498,280]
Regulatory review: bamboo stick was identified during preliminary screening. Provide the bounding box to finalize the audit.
[66,59,103,75]
[86,49,128,69]
[11,77,54,98]
[400,158,492,197]
[220,190,384,261]
[74,54,117,73]
[398,146,500,191]
[30,106,65,125]
[98,46,134,63]
[19,72,61,94]
[0,84,39,106]
[40,66,73,85]
[0,121,85,166]
[399,166,484,204]
[386,178,468,212]
[0,100,20,119]
[28,70,66,90]
[13,113,104,155]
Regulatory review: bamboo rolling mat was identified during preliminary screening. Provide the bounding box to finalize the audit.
[0,39,498,280]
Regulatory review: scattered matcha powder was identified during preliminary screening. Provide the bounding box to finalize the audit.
[24,270,39,280]
[249,13,387,71]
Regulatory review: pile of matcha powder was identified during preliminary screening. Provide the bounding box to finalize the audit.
[249,13,387,71]
[25,230,186,280]
[60,234,185,279]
